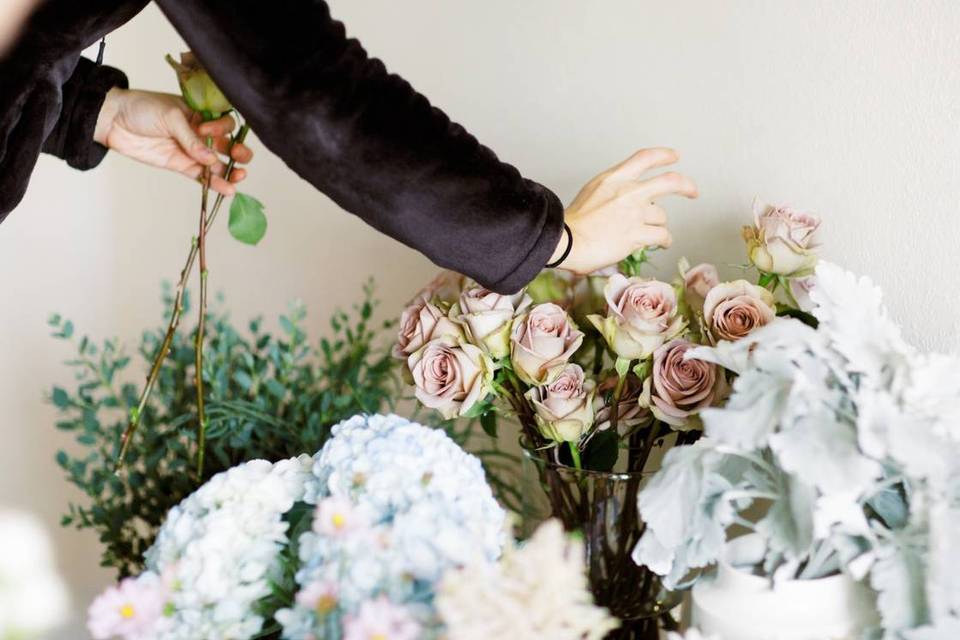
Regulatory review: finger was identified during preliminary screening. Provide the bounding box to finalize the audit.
[231,143,254,164]
[209,174,237,196]
[197,114,237,138]
[228,167,248,183]
[643,203,667,226]
[639,171,699,199]
[609,147,680,181]
[638,226,673,250]
[168,110,217,166]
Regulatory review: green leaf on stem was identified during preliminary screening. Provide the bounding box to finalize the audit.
[583,429,619,472]
[479,410,498,438]
[228,193,268,246]
[615,356,632,378]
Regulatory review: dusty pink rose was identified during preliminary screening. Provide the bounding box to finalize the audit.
[588,275,685,360]
[743,198,821,276]
[525,364,596,442]
[414,270,468,305]
[455,287,530,358]
[594,374,653,433]
[640,339,720,428]
[393,296,463,359]
[408,337,494,419]
[510,303,584,385]
[683,262,720,311]
[703,280,777,342]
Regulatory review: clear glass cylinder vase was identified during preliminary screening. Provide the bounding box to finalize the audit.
[520,446,681,640]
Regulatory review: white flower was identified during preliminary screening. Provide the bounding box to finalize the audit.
[0,509,70,638]
[436,519,618,640]
[141,455,316,639]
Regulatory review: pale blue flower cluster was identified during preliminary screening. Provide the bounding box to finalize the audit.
[277,414,507,640]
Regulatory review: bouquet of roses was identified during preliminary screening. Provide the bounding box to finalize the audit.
[395,198,822,476]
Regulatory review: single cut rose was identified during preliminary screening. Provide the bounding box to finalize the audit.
[454,287,530,359]
[640,339,720,428]
[743,198,821,276]
[525,364,596,442]
[703,280,776,342]
[588,275,685,360]
[407,337,494,420]
[393,296,463,359]
[510,303,584,385]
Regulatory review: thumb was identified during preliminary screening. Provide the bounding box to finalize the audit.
[165,109,216,166]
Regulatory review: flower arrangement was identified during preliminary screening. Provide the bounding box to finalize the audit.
[632,261,960,638]
[86,415,612,640]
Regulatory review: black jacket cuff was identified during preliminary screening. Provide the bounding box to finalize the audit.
[42,57,127,170]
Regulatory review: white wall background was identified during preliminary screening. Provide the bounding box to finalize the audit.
[1,0,958,635]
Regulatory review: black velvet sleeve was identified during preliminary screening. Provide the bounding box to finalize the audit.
[0,0,148,224]
[41,58,128,170]
[156,0,564,293]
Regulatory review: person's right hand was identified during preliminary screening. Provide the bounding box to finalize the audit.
[551,148,698,275]
[94,88,254,196]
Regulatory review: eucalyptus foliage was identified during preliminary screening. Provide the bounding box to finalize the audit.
[51,283,397,577]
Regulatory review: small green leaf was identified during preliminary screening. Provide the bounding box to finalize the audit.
[480,411,498,438]
[52,387,70,409]
[228,193,268,245]
[615,357,631,378]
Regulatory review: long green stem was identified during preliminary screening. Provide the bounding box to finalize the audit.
[115,125,251,471]
[568,441,582,470]
[195,135,213,480]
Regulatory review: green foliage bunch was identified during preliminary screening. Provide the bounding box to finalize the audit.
[51,283,397,577]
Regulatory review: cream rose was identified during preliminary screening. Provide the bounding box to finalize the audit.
[588,275,685,360]
[703,280,776,342]
[393,296,463,359]
[683,262,720,312]
[525,364,596,442]
[743,199,821,276]
[510,303,584,386]
[408,337,494,420]
[640,339,719,428]
[454,287,531,359]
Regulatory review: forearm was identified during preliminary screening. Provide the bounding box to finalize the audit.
[156,0,564,293]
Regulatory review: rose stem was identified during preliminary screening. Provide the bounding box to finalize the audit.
[195,134,213,480]
[115,124,251,471]
[568,441,582,470]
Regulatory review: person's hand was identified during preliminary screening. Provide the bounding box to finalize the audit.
[94,88,254,196]
[551,148,698,274]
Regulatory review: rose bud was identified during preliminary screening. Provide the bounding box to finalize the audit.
[639,339,720,428]
[588,275,685,360]
[525,364,596,442]
[510,303,584,386]
[413,270,469,306]
[408,337,495,420]
[165,52,232,119]
[683,262,720,313]
[743,198,821,276]
[393,296,464,360]
[703,280,776,343]
[454,287,531,359]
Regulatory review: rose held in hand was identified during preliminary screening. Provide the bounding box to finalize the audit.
[744,198,821,276]
[588,275,685,360]
[455,287,530,359]
[510,303,584,386]
[640,339,719,428]
[408,337,494,420]
[526,364,596,442]
[703,280,776,342]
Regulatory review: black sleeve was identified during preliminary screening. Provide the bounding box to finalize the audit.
[41,58,128,170]
[0,0,147,224]
[156,0,564,294]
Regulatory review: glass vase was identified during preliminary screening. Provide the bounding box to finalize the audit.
[520,446,681,640]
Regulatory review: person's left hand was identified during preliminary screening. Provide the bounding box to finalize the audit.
[94,88,254,196]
